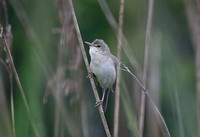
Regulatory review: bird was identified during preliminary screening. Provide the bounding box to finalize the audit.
[85,39,119,112]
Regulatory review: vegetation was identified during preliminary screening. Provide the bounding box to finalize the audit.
[0,0,199,137]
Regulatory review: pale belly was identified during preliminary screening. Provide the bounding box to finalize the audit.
[90,58,116,89]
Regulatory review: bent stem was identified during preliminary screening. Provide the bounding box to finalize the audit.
[67,0,111,136]
[98,0,142,75]
[113,0,125,136]
[121,64,171,137]
[139,0,154,136]
[184,0,200,135]
[2,34,40,137]
[8,43,15,137]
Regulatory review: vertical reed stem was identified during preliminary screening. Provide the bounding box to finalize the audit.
[113,0,125,136]
[2,33,40,137]
[68,0,111,136]
[138,0,154,136]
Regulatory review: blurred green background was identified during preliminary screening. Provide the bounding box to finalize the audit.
[0,0,197,137]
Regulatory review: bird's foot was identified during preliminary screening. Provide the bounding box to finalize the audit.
[95,100,103,107]
[87,72,100,86]
[87,72,94,79]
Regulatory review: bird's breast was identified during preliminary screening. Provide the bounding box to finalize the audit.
[90,56,116,89]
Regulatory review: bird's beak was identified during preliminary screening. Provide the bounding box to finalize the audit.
[85,41,94,47]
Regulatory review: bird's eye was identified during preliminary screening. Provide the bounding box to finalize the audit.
[96,45,101,48]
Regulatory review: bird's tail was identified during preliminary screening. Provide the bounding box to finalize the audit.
[102,89,110,112]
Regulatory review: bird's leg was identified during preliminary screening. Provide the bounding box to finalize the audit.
[95,89,105,107]
[94,76,100,86]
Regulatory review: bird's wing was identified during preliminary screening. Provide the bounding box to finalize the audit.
[110,54,120,92]
[110,54,120,68]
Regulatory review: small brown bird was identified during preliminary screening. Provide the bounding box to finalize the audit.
[85,39,119,112]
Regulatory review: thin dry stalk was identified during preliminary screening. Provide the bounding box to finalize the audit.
[46,64,80,136]
[10,70,15,137]
[44,70,80,137]
[68,0,111,136]
[53,93,79,137]
[2,0,15,136]
[196,24,200,137]
[0,58,9,71]
[9,0,81,136]
[0,72,12,137]
[184,0,200,135]
[81,93,89,137]
[147,34,161,137]
[52,1,70,136]
[113,0,125,136]
[2,33,40,137]
[98,0,170,136]
[51,0,87,136]
[98,0,142,76]
[60,118,64,137]
[9,0,52,77]
[97,0,118,32]
[121,64,171,137]
[54,105,60,137]
[2,0,8,26]
[138,0,154,136]
[7,31,15,137]
[79,69,89,137]
[44,67,80,136]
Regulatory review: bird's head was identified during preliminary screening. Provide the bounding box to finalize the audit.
[85,39,110,56]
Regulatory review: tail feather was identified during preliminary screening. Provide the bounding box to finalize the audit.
[102,89,110,112]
